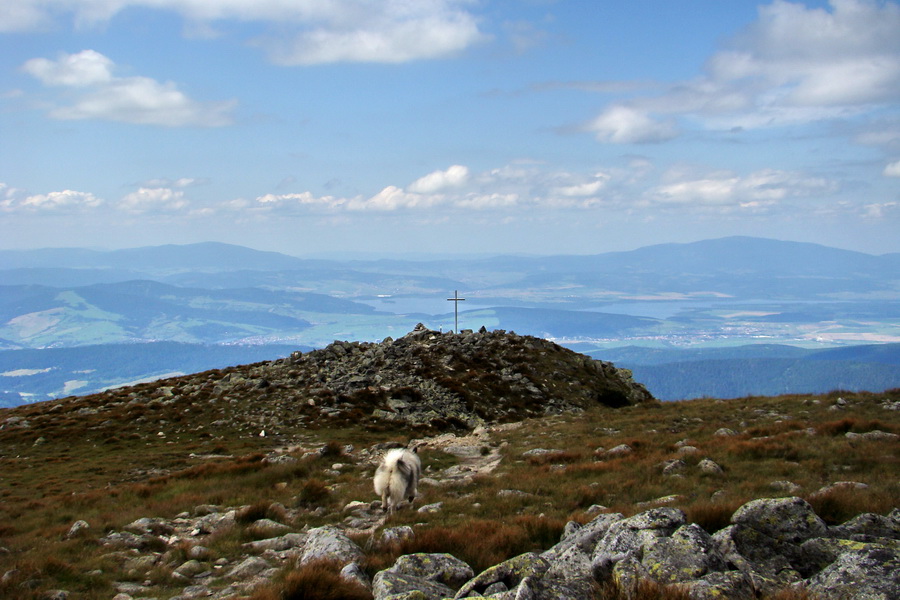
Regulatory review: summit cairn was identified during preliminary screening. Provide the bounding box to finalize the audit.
[203,324,656,432]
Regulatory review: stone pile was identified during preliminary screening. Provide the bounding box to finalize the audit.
[178,324,655,432]
[368,496,900,600]
[85,496,898,600]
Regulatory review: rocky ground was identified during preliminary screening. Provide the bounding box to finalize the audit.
[39,421,900,600]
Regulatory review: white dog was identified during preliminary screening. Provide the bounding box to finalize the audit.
[373,446,422,514]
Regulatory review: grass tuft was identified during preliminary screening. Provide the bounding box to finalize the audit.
[249,560,373,600]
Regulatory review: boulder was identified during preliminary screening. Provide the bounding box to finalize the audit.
[299,526,364,566]
[372,570,454,600]
[226,556,270,579]
[641,523,727,583]
[807,545,900,600]
[387,553,474,590]
[592,507,686,564]
[454,552,550,599]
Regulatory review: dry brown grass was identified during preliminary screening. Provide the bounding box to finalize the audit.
[248,560,373,600]
[0,389,898,599]
[364,515,567,575]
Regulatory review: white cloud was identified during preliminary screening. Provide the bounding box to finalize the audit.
[255,191,342,209]
[1,188,104,212]
[455,193,520,210]
[4,1,486,64]
[587,105,678,144]
[709,0,900,108]
[650,168,838,210]
[119,187,188,213]
[552,173,609,198]
[884,160,900,177]
[22,50,235,127]
[265,9,485,65]
[22,49,113,86]
[248,163,620,215]
[142,177,207,188]
[588,0,900,144]
[408,165,469,193]
[862,201,899,219]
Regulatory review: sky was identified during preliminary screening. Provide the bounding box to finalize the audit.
[1,0,899,257]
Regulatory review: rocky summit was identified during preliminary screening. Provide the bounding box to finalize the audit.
[165,324,655,433]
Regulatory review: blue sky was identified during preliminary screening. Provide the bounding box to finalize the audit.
[2,0,899,256]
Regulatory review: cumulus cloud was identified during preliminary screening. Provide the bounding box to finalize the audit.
[264,8,486,65]
[249,163,619,216]
[884,160,900,177]
[709,0,900,108]
[3,1,486,64]
[588,0,900,144]
[587,105,678,144]
[408,165,469,194]
[22,49,113,86]
[22,50,236,127]
[650,168,837,210]
[0,186,104,212]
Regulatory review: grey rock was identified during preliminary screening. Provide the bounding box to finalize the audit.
[242,533,306,553]
[592,508,686,564]
[382,526,415,545]
[226,556,270,579]
[173,559,207,581]
[387,553,474,590]
[770,480,803,495]
[697,458,724,475]
[661,459,687,475]
[417,502,443,514]
[373,570,454,600]
[846,430,899,442]
[807,545,900,600]
[248,518,291,537]
[454,552,549,599]
[831,512,900,542]
[340,562,372,590]
[125,517,174,536]
[65,520,90,539]
[605,444,633,457]
[640,523,727,583]
[684,570,755,600]
[543,512,623,562]
[731,497,827,546]
[299,525,365,566]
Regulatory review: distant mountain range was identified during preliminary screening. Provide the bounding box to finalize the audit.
[1,236,898,406]
[595,343,900,401]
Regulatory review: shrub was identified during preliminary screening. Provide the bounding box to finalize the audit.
[237,501,275,525]
[319,441,344,458]
[684,498,745,534]
[595,577,692,600]
[250,560,373,600]
[296,479,331,508]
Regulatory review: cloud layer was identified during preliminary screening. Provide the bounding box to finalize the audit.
[2,0,486,65]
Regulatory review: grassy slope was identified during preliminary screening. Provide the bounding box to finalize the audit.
[0,388,898,599]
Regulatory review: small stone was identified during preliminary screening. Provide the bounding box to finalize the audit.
[698,458,724,475]
[65,520,90,539]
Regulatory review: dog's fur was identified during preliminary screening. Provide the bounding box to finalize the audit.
[373,446,422,514]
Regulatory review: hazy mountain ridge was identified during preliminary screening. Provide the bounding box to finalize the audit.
[3,237,899,297]
[1,236,898,406]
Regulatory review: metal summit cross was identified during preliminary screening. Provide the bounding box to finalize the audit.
[447,290,466,333]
